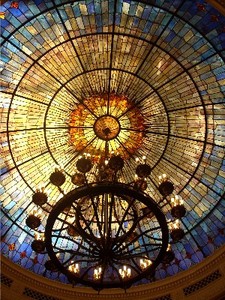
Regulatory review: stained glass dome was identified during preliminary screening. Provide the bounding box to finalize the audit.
[1,0,225,288]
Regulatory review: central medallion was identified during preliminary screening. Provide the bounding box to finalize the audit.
[94,115,120,141]
[69,92,146,157]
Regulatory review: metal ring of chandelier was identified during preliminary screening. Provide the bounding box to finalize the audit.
[45,182,169,290]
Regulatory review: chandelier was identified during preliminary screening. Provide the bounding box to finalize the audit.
[26,144,186,290]
[26,158,185,290]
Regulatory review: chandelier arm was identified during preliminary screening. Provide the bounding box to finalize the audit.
[38,202,52,214]
[51,209,72,249]
[57,186,65,195]
[113,225,163,253]
[113,197,136,241]
[113,212,136,229]
[137,222,152,257]
[115,240,163,256]
[116,245,162,258]
[79,263,101,281]
[57,249,98,264]
[112,197,136,223]
[77,237,90,252]
[54,215,76,228]
[89,195,104,240]
[112,215,162,252]
[107,194,133,240]
[142,224,167,236]
[68,257,100,266]
[108,260,126,286]
[157,199,169,208]
[131,209,165,228]
[75,200,93,212]
[112,208,139,249]
[146,176,163,200]
[110,257,142,279]
[75,214,102,246]
[60,251,99,268]
[86,245,101,258]
[111,255,141,273]
[75,197,120,250]
[75,206,98,242]
[50,235,97,256]
[76,242,101,259]
[157,182,175,208]
[130,257,143,274]
[122,258,142,275]
[113,230,151,254]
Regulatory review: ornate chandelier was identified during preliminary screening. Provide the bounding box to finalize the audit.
[25,92,186,290]
[26,148,186,290]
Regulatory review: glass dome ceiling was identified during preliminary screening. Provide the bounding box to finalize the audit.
[1,0,225,287]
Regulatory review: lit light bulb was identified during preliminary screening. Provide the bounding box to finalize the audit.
[140,257,152,270]
[167,244,172,251]
[68,261,79,273]
[119,265,131,278]
[93,266,102,280]
[159,173,168,183]
[171,195,184,207]
[34,232,45,241]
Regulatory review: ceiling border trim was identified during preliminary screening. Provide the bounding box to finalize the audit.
[1,245,225,299]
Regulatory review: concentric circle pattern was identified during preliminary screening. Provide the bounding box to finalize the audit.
[94,115,120,140]
[69,92,146,157]
[0,0,225,287]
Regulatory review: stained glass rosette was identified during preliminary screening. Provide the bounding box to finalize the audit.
[69,93,145,157]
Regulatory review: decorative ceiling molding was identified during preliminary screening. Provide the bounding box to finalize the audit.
[1,245,225,300]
